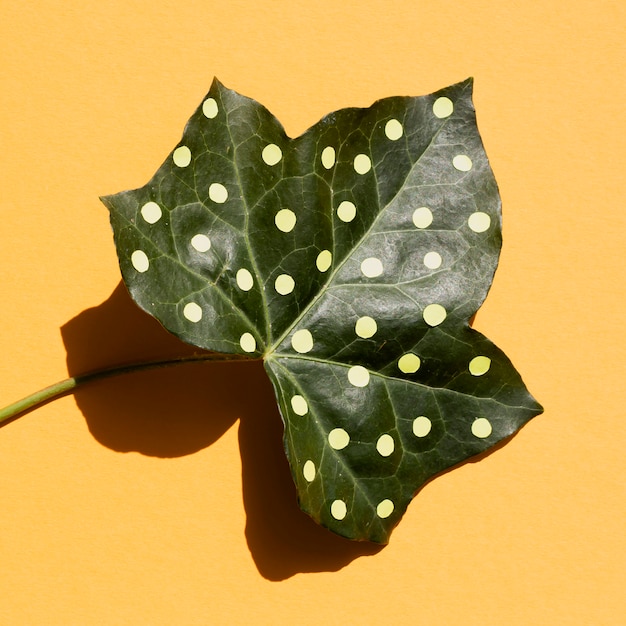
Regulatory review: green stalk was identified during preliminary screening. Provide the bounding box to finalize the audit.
[0,353,246,427]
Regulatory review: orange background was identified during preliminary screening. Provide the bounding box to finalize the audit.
[1,1,624,624]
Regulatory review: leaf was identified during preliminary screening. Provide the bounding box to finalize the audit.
[101,78,542,543]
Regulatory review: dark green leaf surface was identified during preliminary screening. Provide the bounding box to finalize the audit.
[102,79,542,543]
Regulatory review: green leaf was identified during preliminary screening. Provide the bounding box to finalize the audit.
[101,78,542,543]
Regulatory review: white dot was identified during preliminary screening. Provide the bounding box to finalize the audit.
[353,153,371,174]
[274,274,295,295]
[413,416,432,437]
[202,98,218,119]
[236,268,254,291]
[173,146,192,167]
[469,356,491,376]
[376,434,394,457]
[321,146,336,169]
[240,332,256,353]
[398,353,420,374]
[140,201,162,224]
[433,97,454,118]
[331,499,347,520]
[337,200,357,223]
[468,212,491,233]
[376,499,394,519]
[328,428,350,450]
[291,329,313,354]
[316,250,332,272]
[423,251,442,269]
[262,143,282,166]
[303,460,316,482]
[453,154,473,171]
[183,302,202,323]
[472,417,493,438]
[275,208,296,232]
[423,303,447,327]
[291,395,308,416]
[209,182,228,204]
[348,365,370,387]
[385,119,403,140]
[412,206,433,229]
[131,250,149,273]
[191,234,211,252]
[355,316,377,339]
[361,257,383,278]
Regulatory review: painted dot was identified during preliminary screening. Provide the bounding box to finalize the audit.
[468,212,491,233]
[453,154,473,171]
[353,153,372,175]
[291,395,308,416]
[274,274,295,295]
[236,268,254,291]
[316,249,332,272]
[423,303,447,327]
[398,353,420,374]
[321,146,336,169]
[412,206,433,229]
[275,208,297,233]
[291,329,313,354]
[348,365,370,387]
[191,234,211,252]
[360,257,383,278]
[355,316,377,339]
[413,416,432,437]
[337,200,357,223]
[173,146,191,167]
[376,434,395,457]
[183,302,202,323]
[472,417,493,438]
[385,119,403,140]
[376,499,394,519]
[202,97,218,119]
[423,251,442,269]
[328,428,350,450]
[469,356,492,376]
[209,183,228,204]
[331,500,347,520]
[140,201,162,224]
[240,332,256,353]
[303,460,316,482]
[433,96,454,118]
[262,143,282,166]
[131,250,149,273]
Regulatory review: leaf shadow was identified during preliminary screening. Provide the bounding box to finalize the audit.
[60,283,381,579]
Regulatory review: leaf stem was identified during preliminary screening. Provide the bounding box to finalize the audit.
[0,353,248,427]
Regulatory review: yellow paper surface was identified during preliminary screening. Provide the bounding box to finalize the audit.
[1,1,624,624]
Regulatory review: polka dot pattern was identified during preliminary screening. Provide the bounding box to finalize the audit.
[131,250,149,273]
[291,395,308,416]
[433,97,454,118]
[191,234,211,252]
[385,119,403,140]
[348,365,370,387]
[376,499,394,519]
[262,143,282,166]
[453,154,473,171]
[472,417,493,438]
[376,434,394,457]
[321,146,336,169]
[469,356,491,376]
[303,460,316,482]
[412,207,433,229]
[208,183,228,204]
[141,201,162,224]
[468,212,491,233]
[202,98,218,119]
[239,332,256,353]
[353,154,372,175]
[328,428,350,450]
[291,329,313,353]
[275,208,296,233]
[337,201,357,223]
[423,251,442,269]
[316,250,332,272]
[361,257,383,278]
[398,353,420,373]
[413,416,432,437]
[183,302,202,323]
[331,500,347,520]
[355,316,377,339]
[236,268,253,291]
[423,303,447,327]
[274,274,295,295]
[173,146,191,167]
